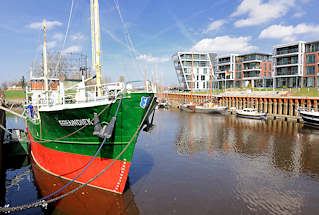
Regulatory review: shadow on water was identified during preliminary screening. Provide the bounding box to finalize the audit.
[129,148,154,186]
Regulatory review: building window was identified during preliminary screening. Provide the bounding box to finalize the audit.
[203,68,207,74]
[201,75,205,81]
[306,54,316,64]
[264,64,267,70]
[196,82,199,88]
[304,77,315,87]
[197,75,199,80]
[203,82,205,89]
[306,66,316,75]
[236,72,242,79]
[236,64,242,71]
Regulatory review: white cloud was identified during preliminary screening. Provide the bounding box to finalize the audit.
[52,33,64,41]
[293,11,304,18]
[136,54,169,63]
[203,19,226,33]
[192,36,257,53]
[62,46,82,54]
[259,23,319,42]
[70,33,85,41]
[27,19,62,30]
[232,0,295,27]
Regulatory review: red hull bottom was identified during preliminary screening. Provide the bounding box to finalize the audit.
[28,131,131,194]
[32,160,139,215]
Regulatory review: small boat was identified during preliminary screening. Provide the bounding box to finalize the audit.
[298,108,319,127]
[236,108,267,120]
[179,103,195,112]
[157,100,169,109]
[195,103,227,114]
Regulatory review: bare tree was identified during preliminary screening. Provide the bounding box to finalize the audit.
[119,76,125,82]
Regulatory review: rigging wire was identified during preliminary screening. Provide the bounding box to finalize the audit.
[112,0,145,79]
[54,0,75,73]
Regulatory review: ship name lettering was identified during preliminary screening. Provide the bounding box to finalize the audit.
[58,118,93,127]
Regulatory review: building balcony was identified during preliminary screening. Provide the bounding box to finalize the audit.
[217,62,231,66]
[273,52,299,58]
[274,63,298,68]
[242,76,262,80]
[242,67,261,71]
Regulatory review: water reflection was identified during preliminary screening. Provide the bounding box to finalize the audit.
[31,159,139,215]
[175,113,319,176]
[174,113,319,214]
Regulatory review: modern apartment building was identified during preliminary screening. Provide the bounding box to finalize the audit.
[304,40,319,88]
[234,53,273,88]
[173,52,216,91]
[215,54,237,89]
[272,42,305,88]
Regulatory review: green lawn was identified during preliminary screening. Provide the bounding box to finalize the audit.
[4,90,26,100]
[291,88,319,97]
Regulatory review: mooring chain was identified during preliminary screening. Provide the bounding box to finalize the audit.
[0,96,155,213]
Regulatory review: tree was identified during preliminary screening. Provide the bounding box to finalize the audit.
[119,76,125,83]
[20,76,26,88]
[1,81,8,90]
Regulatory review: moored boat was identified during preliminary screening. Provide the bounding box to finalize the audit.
[298,108,319,127]
[236,108,267,120]
[25,0,157,195]
[194,102,227,114]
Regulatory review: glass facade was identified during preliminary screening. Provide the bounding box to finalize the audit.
[304,77,315,88]
[236,72,242,79]
[305,42,319,53]
[306,54,315,64]
[276,45,298,55]
[306,66,315,75]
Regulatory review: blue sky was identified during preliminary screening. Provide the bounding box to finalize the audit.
[0,0,319,86]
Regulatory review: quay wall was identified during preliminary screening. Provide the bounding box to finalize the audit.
[161,93,319,120]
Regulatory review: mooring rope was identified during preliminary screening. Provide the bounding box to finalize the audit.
[39,96,123,200]
[0,96,155,213]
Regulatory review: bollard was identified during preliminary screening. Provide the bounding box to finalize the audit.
[307,99,312,111]
[236,98,239,109]
[283,99,288,116]
[273,99,277,115]
[295,99,300,117]
[314,100,318,112]
[239,98,243,110]
[289,99,294,116]
[278,99,283,116]
[264,98,268,113]
[268,98,273,115]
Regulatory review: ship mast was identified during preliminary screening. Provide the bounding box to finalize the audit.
[210,61,213,104]
[191,53,193,104]
[90,0,102,96]
[43,24,48,91]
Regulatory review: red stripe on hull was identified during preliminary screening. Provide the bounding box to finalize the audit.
[27,129,131,194]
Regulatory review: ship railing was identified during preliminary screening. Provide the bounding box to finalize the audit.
[125,80,156,93]
[25,80,155,108]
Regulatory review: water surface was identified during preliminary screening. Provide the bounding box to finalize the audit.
[2,111,319,214]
